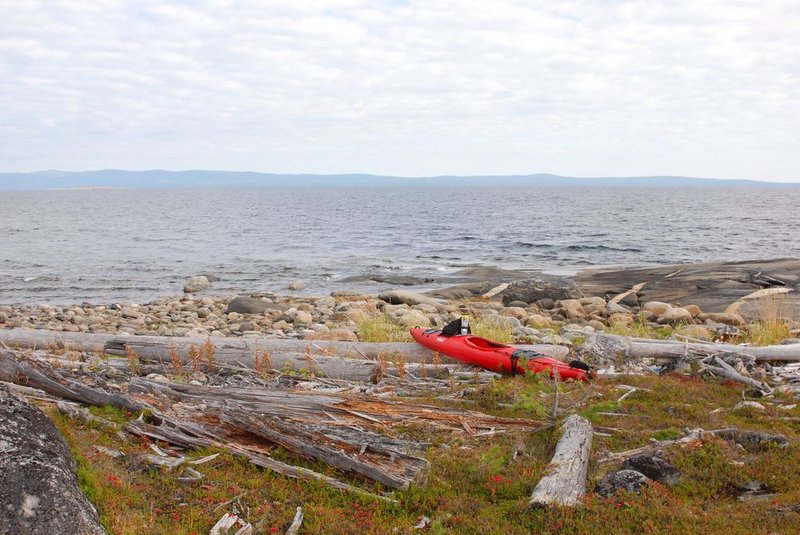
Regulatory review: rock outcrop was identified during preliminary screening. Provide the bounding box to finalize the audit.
[0,384,106,534]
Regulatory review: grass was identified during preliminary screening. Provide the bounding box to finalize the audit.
[471,318,515,344]
[357,315,412,342]
[49,373,800,534]
[746,296,793,346]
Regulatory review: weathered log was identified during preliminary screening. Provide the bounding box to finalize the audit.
[528,415,593,508]
[0,349,143,411]
[0,384,106,534]
[108,340,380,381]
[286,506,304,535]
[599,427,790,463]
[0,329,116,353]
[127,377,544,434]
[125,419,396,503]
[219,409,429,490]
[0,328,569,364]
[579,333,800,363]
[699,355,772,394]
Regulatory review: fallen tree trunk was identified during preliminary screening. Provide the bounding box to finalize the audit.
[219,410,429,490]
[579,333,800,363]
[125,419,396,503]
[699,355,772,394]
[528,415,593,508]
[109,340,380,382]
[0,384,107,534]
[0,349,143,411]
[0,328,569,364]
[128,377,544,434]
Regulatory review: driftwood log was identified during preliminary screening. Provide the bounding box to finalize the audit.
[0,384,106,535]
[124,419,397,503]
[579,333,800,363]
[0,349,142,411]
[124,378,544,492]
[528,415,593,508]
[0,328,569,364]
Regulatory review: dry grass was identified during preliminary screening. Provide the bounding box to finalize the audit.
[357,315,411,342]
[125,345,140,376]
[471,318,515,343]
[747,295,793,346]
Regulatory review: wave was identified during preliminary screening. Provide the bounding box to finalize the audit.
[564,244,644,252]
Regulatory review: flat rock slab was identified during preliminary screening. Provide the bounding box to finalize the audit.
[594,469,650,497]
[574,258,800,316]
[0,384,106,534]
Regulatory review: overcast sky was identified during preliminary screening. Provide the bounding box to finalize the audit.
[1,1,798,181]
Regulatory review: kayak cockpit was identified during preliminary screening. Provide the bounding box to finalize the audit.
[464,336,511,350]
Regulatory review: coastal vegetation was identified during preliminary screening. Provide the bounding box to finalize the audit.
[47,371,800,534]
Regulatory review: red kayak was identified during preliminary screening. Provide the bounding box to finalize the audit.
[410,327,591,381]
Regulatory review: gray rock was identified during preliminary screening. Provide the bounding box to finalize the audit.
[339,274,435,286]
[227,296,287,315]
[714,429,789,452]
[293,311,313,325]
[0,384,106,534]
[287,279,307,291]
[622,455,682,486]
[183,275,210,293]
[506,300,529,308]
[378,290,444,310]
[499,275,583,306]
[736,481,777,502]
[594,470,650,497]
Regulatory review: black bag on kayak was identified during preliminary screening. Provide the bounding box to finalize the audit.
[441,317,470,337]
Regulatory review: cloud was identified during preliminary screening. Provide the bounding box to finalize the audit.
[0,0,798,180]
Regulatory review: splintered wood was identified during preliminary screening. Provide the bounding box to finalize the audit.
[127,378,544,492]
[0,347,545,501]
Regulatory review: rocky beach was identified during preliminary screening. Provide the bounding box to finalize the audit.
[3,259,799,345]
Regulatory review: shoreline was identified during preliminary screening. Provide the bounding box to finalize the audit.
[2,258,799,345]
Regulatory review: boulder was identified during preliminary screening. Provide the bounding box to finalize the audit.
[684,304,702,317]
[396,310,430,328]
[608,312,635,326]
[676,325,712,341]
[287,280,307,291]
[658,307,693,324]
[558,299,587,320]
[714,429,789,452]
[698,312,746,326]
[606,301,630,315]
[499,275,583,306]
[621,456,682,486]
[643,301,672,315]
[502,307,528,320]
[183,275,210,293]
[293,311,313,325]
[378,290,444,310]
[594,470,649,497]
[525,314,552,327]
[0,385,106,534]
[227,297,287,315]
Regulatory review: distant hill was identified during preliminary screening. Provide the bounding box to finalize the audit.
[0,170,797,191]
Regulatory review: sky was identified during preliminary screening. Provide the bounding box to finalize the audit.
[1,1,798,182]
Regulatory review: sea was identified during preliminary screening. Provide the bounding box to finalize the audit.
[1,186,799,305]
